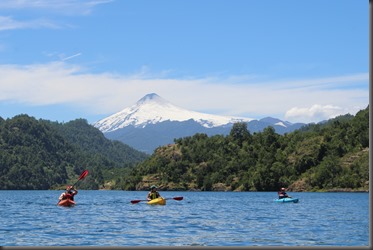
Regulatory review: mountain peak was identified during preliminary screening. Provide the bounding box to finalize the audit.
[259,117,293,127]
[137,93,162,104]
[260,117,282,123]
[93,93,253,132]
[136,93,171,107]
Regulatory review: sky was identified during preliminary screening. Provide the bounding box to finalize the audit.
[0,0,369,125]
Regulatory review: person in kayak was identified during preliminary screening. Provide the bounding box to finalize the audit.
[147,185,162,201]
[59,185,78,202]
[278,187,290,199]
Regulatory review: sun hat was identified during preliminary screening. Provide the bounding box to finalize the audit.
[150,185,157,189]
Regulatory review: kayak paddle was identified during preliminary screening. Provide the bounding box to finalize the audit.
[130,196,183,204]
[72,169,89,188]
[166,196,183,201]
[130,199,149,204]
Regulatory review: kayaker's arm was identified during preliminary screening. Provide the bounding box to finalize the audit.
[72,189,78,195]
[59,193,65,201]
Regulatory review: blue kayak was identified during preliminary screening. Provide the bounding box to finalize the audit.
[274,197,299,203]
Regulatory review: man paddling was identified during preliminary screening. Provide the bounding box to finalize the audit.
[59,185,78,202]
[278,187,290,199]
[147,185,162,201]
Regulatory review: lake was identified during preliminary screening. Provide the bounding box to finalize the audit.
[0,190,369,247]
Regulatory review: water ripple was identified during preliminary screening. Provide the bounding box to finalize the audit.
[0,190,368,246]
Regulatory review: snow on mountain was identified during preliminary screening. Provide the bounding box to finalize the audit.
[259,117,293,128]
[274,122,287,127]
[93,93,254,133]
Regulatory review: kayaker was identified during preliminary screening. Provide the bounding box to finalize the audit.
[278,187,289,199]
[59,185,78,202]
[147,185,162,201]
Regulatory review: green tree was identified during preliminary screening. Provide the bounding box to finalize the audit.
[229,122,251,147]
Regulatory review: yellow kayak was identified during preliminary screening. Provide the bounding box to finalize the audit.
[147,197,166,205]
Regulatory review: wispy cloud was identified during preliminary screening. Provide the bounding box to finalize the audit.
[0,16,62,31]
[261,73,369,91]
[0,0,113,15]
[0,62,368,124]
[61,53,82,61]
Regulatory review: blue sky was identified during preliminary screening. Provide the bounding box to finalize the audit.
[0,0,369,124]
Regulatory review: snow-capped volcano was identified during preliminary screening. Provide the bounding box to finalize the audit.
[93,93,253,133]
[92,93,305,153]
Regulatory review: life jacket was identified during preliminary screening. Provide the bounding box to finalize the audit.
[64,192,74,201]
[278,191,287,199]
[149,191,159,200]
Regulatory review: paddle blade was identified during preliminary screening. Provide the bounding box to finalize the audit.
[78,170,89,180]
[130,200,143,204]
[71,170,89,188]
[173,196,183,201]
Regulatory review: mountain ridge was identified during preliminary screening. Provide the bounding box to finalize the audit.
[93,93,306,153]
[93,93,254,132]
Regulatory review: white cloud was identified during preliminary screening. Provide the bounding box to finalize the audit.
[0,61,368,124]
[284,104,361,123]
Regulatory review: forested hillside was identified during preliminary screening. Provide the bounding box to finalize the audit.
[0,115,148,190]
[0,106,369,191]
[116,106,369,192]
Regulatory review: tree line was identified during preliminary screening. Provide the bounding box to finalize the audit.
[117,106,369,192]
[0,106,369,192]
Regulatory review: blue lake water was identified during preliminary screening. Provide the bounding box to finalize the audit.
[0,190,369,247]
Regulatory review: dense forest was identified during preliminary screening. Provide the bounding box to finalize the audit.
[0,106,369,192]
[0,115,148,190]
[116,106,369,192]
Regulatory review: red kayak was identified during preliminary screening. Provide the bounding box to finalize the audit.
[57,199,76,207]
